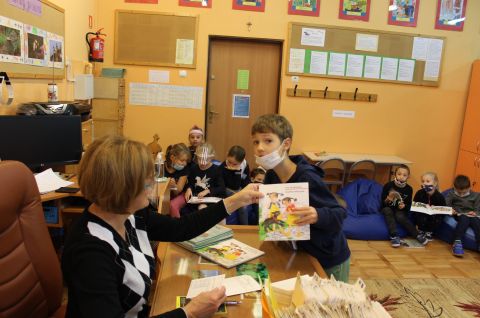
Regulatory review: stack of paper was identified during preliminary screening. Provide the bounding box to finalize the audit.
[176,225,233,252]
[186,274,262,299]
[34,168,73,194]
[187,196,222,204]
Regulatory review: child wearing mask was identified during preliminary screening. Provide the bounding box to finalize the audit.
[412,172,446,241]
[381,165,428,247]
[188,125,204,162]
[164,143,191,218]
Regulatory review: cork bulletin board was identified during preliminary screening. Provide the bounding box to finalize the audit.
[287,22,445,87]
[114,10,198,68]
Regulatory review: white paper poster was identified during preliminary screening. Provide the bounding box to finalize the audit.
[300,27,325,47]
[355,33,379,52]
[175,39,194,65]
[129,83,203,109]
[327,53,346,76]
[426,39,443,62]
[149,70,170,83]
[380,57,398,80]
[288,48,305,73]
[424,61,441,80]
[363,56,381,79]
[309,51,328,75]
[346,54,364,78]
[397,59,415,82]
[0,15,24,64]
[232,94,250,118]
[47,32,64,68]
[412,37,428,60]
[24,24,47,66]
[332,110,355,119]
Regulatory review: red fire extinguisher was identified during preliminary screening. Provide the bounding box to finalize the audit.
[86,28,106,62]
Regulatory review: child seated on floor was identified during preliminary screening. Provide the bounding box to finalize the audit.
[181,143,226,215]
[445,174,480,257]
[381,165,428,248]
[221,145,250,224]
[187,125,204,162]
[412,172,446,241]
[250,167,266,184]
[164,143,191,218]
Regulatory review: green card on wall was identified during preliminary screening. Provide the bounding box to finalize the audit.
[237,69,250,90]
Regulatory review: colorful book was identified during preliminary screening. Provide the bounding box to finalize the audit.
[176,225,233,252]
[196,238,264,269]
[411,202,453,215]
[258,183,310,241]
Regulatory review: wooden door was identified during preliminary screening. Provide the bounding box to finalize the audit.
[460,60,480,154]
[455,149,480,191]
[206,38,282,166]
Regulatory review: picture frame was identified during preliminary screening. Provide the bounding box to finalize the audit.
[435,0,467,31]
[388,0,420,27]
[288,0,320,17]
[232,0,265,12]
[338,0,370,21]
[179,0,212,8]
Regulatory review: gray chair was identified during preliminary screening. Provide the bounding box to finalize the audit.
[345,159,376,184]
[316,158,346,191]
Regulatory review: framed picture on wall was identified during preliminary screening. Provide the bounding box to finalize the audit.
[435,0,467,31]
[288,0,320,17]
[388,0,420,27]
[232,0,265,12]
[338,0,370,21]
[179,0,212,8]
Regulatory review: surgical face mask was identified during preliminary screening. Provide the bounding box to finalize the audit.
[394,177,407,187]
[454,190,470,198]
[255,143,285,170]
[173,163,185,171]
[422,184,434,192]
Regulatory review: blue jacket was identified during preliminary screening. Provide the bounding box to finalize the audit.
[264,155,350,269]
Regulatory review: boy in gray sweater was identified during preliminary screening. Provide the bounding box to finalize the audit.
[445,175,480,256]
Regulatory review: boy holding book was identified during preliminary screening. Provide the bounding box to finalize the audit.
[251,114,350,282]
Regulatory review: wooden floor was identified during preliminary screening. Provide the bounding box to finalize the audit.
[349,239,480,282]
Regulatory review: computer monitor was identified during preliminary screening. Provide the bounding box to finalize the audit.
[0,115,83,169]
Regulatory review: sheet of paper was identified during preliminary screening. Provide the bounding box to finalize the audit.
[346,54,364,78]
[175,39,194,65]
[380,57,398,80]
[309,51,328,75]
[232,94,250,118]
[129,83,203,109]
[186,275,225,299]
[332,110,355,119]
[327,53,346,76]
[300,27,325,47]
[363,56,381,79]
[355,33,379,52]
[397,59,415,82]
[426,38,443,62]
[237,70,250,90]
[288,48,305,73]
[26,0,41,16]
[224,275,262,296]
[412,37,428,60]
[34,169,73,194]
[424,60,441,80]
[149,70,170,83]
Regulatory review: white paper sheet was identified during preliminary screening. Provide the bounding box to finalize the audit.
[332,110,355,119]
[129,83,203,109]
[149,70,170,83]
[309,51,328,75]
[186,275,225,299]
[34,168,73,194]
[288,48,305,73]
[412,37,428,60]
[363,56,381,79]
[397,59,415,82]
[175,39,194,65]
[224,275,262,296]
[327,53,346,76]
[355,33,379,52]
[300,27,325,47]
[426,39,443,62]
[346,54,364,78]
[380,57,398,80]
[424,60,441,80]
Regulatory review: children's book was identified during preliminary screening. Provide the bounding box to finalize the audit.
[188,196,222,204]
[411,201,453,215]
[258,183,310,241]
[196,238,264,269]
[176,224,233,252]
[400,238,426,248]
[236,263,269,286]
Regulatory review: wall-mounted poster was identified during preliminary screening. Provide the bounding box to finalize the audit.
[24,24,47,66]
[47,32,63,68]
[338,0,370,21]
[179,0,212,8]
[388,0,420,27]
[435,0,467,31]
[0,15,24,64]
[232,0,265,12]
[288,0,320,17]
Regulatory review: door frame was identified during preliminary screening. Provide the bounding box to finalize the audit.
[204,35,284,141]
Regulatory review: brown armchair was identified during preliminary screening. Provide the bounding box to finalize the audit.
[0,161,65,318]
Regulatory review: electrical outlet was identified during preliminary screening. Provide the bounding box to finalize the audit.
[291,76,299,83]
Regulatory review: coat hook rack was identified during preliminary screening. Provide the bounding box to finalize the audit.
[286,85,377,103]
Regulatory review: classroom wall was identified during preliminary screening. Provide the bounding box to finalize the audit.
[0,0,97,114]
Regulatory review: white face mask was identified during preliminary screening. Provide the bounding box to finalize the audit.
[255,143,285,170]
[454,190,470,198]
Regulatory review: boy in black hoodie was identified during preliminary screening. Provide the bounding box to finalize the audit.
[251,114,350,282]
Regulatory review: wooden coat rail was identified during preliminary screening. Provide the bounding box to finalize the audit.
[287,86,377,102]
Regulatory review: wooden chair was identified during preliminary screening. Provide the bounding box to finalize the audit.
[345,159,376,185]
[316,158,346,192]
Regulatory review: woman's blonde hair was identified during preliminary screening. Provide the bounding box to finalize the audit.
[78,135,153,214]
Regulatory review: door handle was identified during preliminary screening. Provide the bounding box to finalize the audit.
[477,141,480,153]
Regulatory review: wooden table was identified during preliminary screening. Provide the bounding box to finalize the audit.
[150,225,325,317]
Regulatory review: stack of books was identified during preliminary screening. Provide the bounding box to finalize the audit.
[176,225,233,252]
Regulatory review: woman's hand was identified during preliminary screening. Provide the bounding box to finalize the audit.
[289,206,318,225]
[183,287,226,318]
[185,188,192,201]
[467,211,477,217]
[398,202,405,209]
[198,189,210,198]
[223,183,263,214]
